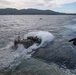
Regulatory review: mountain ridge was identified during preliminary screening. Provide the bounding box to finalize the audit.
[0,8,75,15]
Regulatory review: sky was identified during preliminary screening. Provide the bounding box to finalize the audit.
[0,0,76,13]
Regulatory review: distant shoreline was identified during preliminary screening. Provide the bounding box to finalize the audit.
[0,14,76,15]
[0,8,76,15]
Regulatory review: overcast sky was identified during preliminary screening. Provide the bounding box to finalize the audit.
[0,0,76,13]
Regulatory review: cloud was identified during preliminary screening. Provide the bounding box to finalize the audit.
[49,0,76,6]
[0,0,11,5]
[0,0,76,9]
[39,0,76,8]
[0,0,12,8]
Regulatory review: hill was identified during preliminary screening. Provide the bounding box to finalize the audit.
[0,8,66,15]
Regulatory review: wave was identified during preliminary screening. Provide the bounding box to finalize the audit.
[25,31,54,49]
[0,31,54,70]
[14,31,54,58]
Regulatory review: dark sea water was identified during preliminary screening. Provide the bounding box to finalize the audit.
[0,15,76,75]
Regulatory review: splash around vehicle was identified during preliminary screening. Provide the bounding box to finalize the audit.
[14,31,54,50]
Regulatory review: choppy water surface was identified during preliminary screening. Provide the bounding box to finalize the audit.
[0,15,76,75]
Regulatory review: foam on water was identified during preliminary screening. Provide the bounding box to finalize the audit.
[14,31,54,61]
[6,31,54,74]
[0,16,76,75]
[14,31,54,59]
[14,45,31,59]
[25,31,54,49]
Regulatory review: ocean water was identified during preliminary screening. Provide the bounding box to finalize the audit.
[0,15,76,75]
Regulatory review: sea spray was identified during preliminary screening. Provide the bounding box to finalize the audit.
[7,31,54,72]
[25,31,54,49]
[11,31,54,65]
